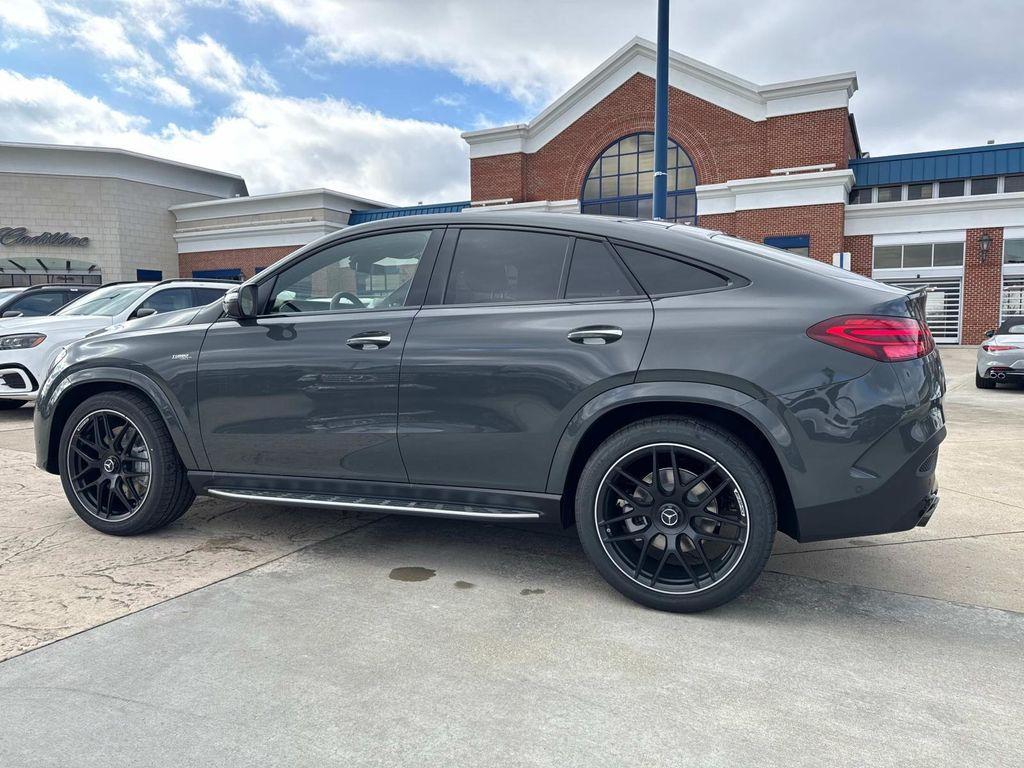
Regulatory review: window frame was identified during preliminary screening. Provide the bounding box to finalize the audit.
[246,226,444,319]
[608,239,745,299]
[871,241,966,270]
[433,226,573,308]
[579,132,698,225]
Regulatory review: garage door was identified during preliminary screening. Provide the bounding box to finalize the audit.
[881,277,962,344]
[1002,275,1024,320]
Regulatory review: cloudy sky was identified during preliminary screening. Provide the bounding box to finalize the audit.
[1,0,1021,204]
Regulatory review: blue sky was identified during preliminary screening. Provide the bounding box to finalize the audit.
[1,1,1022,204]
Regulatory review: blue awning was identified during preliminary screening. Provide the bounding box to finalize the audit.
[348,201,471,225]
[850,142,1024,188]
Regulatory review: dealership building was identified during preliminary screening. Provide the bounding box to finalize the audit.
[1,37,1022,343]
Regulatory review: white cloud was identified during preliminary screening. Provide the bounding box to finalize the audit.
[115,67,195,108]
[434,93,467,108]
[172,33,277,93]
[240,0,1024,154]
[0,69,468,204]
[62,9,143,62]
[0,0,52,35]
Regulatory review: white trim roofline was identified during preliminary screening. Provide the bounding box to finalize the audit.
[697,169,855,214]
[170,188,392,223]
[844,192,1024,236]
[0,140,248,198]
[463,37,857,158]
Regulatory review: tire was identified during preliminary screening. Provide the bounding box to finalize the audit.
[0,400,25,410]
[576,417,776,612]
[976,371,996,389]
[58,391,195,535]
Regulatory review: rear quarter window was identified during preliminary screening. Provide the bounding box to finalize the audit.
[613,245,729,295]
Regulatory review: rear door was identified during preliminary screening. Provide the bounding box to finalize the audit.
[398,227,654,492]
[197,228,441,480]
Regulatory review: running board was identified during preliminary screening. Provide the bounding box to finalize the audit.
[207,488,542,520]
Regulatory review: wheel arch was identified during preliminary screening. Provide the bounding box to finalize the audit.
[548,384,800,538]
[41,369,199,474]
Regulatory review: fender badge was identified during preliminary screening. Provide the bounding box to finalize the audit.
[170,353,192,360]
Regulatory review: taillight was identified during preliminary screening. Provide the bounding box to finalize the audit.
[806,315,934,362]
[983,344,1019,352]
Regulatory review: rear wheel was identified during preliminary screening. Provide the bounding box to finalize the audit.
[976,371,996,389]
[576,417,776,612]
[58,391,194,535]
[0,400,25,410]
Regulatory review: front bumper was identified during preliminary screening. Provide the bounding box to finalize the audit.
[0,365,38,401]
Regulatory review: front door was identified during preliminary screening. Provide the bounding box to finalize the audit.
[197,228,440,480]
[399,228,654,492]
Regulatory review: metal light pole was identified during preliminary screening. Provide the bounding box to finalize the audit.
[652,0,670,220]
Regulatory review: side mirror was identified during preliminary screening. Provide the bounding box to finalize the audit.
[984,329,996,339]
[132,307,158,319]
[223,284,258,320]
[1,310,23,318]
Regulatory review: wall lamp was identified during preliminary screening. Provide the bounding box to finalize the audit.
[979,233,992,264]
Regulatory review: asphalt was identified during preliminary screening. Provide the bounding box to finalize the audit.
[0,346,1022,766]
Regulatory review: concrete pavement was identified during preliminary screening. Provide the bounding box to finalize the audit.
[0,346,1022,766]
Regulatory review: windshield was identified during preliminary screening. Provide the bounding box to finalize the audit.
[0,288,23,301]
[56,284,151,316]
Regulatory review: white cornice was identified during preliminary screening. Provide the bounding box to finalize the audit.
[844,192,1024,236]
[170,188,390,222]
[463,37,857,158]
[173,220,344,254]
[696,169,855,214]
[0,141,247,198]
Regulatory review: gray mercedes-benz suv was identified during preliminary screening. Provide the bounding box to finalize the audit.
[34,213,946,612]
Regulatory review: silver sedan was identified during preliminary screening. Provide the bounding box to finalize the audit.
[976,316,1024,388]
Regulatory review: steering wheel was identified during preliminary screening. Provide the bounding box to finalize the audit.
[330,291,365,310]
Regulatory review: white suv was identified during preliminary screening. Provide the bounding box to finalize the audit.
[0,280,230,409]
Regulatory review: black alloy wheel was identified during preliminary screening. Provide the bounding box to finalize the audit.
[596,442,748,594]
[67,409,151,522]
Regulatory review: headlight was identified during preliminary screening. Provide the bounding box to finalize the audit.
[0,334,46,350]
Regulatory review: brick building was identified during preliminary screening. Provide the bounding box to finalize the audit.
[461,37,1024,344]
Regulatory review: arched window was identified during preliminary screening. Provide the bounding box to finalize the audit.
[580,132,697,223]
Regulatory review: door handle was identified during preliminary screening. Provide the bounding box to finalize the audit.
[567,325,623,345]
[346,331,391,350]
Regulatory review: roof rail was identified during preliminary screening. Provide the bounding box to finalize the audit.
[16,283,96,293]
[153,277,241,286]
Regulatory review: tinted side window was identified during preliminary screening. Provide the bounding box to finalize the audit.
[615,246,729,295]
[270,230,431,314]
[565,239,638,299]
[8,292,66,316]
[193,287,227,305]
[138,287,196,314]
[445,229,569,305]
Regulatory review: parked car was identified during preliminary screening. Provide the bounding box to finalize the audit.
[0,284,96,319]
[34,214,946,612]
[976,316,1024,388]
[0,279,230,409]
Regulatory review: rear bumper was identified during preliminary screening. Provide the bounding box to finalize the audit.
[791,423,944,542]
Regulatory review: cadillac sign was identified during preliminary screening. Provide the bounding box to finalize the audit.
[0,226,89,247]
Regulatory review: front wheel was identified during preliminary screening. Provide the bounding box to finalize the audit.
[576,417,776,612]
[58,391,195,535]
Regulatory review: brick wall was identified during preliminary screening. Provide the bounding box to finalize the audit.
[178,245,300,279]
[470,73,850,205]
[962,228,1004,344]
[701,203,846,265]
[844,234,873,276]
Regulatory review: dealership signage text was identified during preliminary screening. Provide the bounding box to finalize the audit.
[0,226,89,247]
